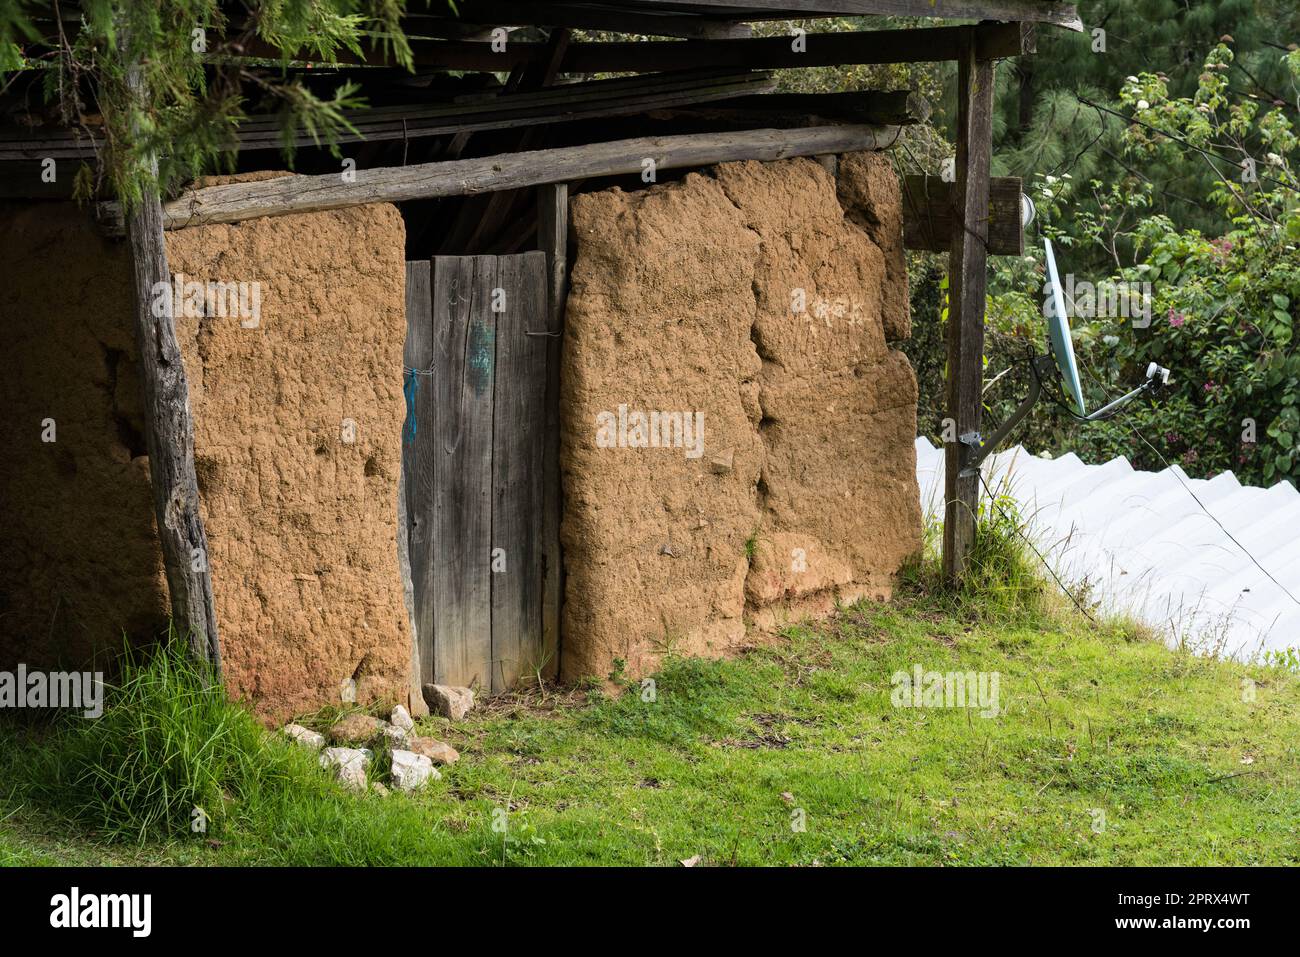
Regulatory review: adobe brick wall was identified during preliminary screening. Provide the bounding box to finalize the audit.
[558,153,922,683]
[0,199,413,723]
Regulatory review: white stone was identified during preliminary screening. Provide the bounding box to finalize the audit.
[390,749,439,792]
[282,723,325,751]
[320,747,370,792]
[390,704,415,732]
[382,723,408,746]
[423,684,475,720]
[339,677,357,703]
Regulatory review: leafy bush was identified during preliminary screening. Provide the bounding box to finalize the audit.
[973,44,1300,487]
[1077,215,1300,484]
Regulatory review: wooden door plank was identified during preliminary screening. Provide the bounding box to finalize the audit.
[402,260,436,683]
[432,256,496,689]
[490,252,549,691]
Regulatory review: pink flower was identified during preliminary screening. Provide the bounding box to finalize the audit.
[1168,307,1187,327]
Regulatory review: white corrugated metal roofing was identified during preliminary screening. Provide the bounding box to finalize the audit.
[915,437,1300,660]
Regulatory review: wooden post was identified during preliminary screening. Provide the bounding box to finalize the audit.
[537,182,568,681]
[942,28,995,583]
[121,53,221,672]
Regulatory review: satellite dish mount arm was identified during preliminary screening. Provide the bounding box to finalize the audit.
[959,357,1170,478]
[1078,363,1169,421]
[958,354,1054,478]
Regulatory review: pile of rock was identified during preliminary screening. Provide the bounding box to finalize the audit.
[281,686,474,795]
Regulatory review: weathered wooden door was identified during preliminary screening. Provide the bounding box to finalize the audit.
[402,252,558,693]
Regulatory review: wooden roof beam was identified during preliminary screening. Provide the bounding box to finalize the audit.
[609,0,1081,31]
[238,21,1035,72]
[0,69,778,160]
[97,123,901,234]
[426,2,754,39]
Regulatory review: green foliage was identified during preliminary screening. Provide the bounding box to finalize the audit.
[6,590,1300,866]
[900,254,948,439]
[972,44,1300,486]
[1264,646,1300,673]
[0,0,39,71]
[1079,216,1300,484]
[1000,0,1300,253]
[899,470,1052,625]
[0,1,436,206]
[964,478,1050,618]
[754,17,946,105]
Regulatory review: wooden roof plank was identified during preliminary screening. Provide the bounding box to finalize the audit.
[0,69,776,159]
[231,20,1031,72]
[435,2,753,39]
[551,0,1081,30]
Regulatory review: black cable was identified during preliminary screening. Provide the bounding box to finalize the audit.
[1056,361,1300,612]
[1121,421,1300,611]
[981,341,1300,622]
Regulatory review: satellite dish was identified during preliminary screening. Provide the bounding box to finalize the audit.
[956,239,1172,478]
[1020,193,1036,228]
[1043,238,1086,417]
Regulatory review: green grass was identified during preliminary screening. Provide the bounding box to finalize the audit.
[3,580,1299,866]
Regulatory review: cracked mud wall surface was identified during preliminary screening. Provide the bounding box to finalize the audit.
[0,200,412,724]
[167,203,411,723]
[836,151,911,344]
[560,154,922,683]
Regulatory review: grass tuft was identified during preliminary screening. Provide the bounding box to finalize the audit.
[14,633,317,843]
[903,478,1052,626]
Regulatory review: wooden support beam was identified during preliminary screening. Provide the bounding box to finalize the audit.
[603,0,1081,30]
[440,2,753,39]
[98,124,900,234]
[120,52,221,671]
[537,182,568,682]
[903,174,1022,254]
[235,22,1035,74]
[942,30,996,583]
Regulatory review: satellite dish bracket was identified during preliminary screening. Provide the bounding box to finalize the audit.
[959,354,1054,478]
[959,355,1170,478]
